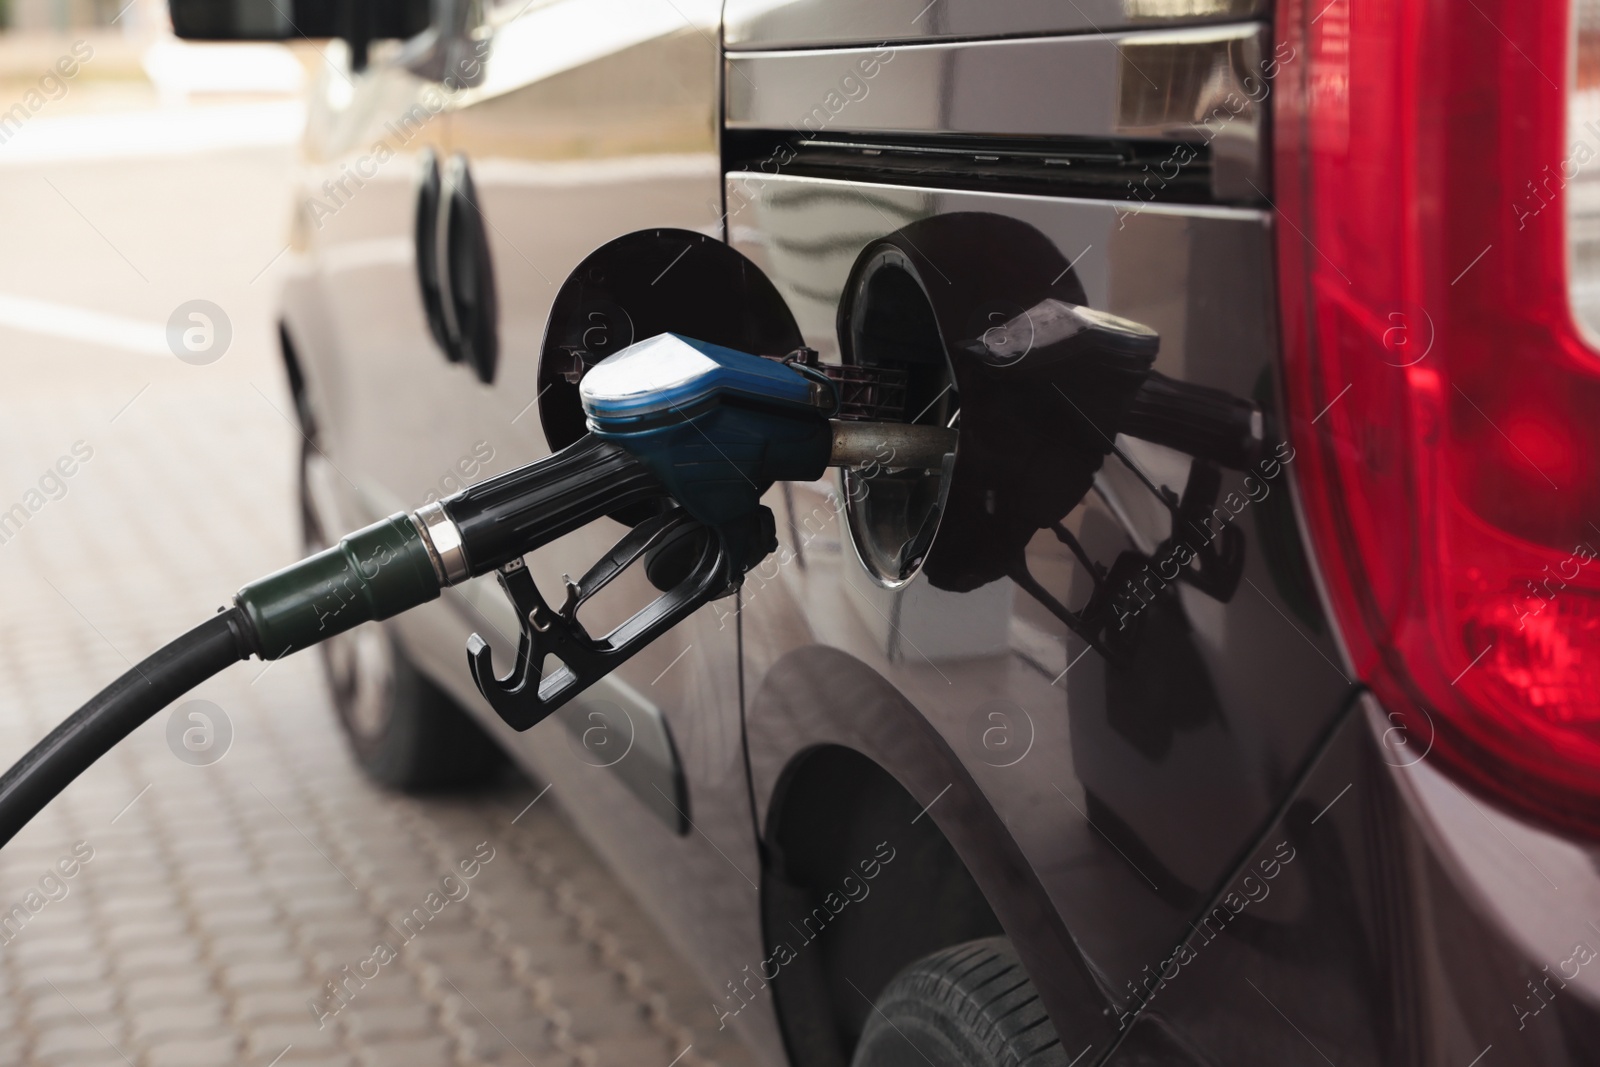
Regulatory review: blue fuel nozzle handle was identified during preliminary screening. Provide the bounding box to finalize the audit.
[449,333,834,730]
[580,333,836,530]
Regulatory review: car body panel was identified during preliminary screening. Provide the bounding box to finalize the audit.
[282,44,461,522]
[416,3,791,1057]
[284,4,789,1059]
[1101,696,1600,1067]
[728,171,1351,1029]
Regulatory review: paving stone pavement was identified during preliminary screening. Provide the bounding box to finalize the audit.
[0,174,762,1066]
[0,382,763,1067]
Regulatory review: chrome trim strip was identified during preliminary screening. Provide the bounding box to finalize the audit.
[725,0,1265,51]
[412,502,470,586]
[725,23,1272,201]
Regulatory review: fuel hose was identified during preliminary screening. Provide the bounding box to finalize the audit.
[0,608,255,848]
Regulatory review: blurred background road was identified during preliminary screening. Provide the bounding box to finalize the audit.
[0,13,757,1067]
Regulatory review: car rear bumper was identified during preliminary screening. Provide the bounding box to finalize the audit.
[1107,695,1600,1067]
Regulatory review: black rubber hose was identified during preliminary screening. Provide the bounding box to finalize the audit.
[0,606,253,849]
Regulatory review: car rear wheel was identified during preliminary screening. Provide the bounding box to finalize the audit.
[300,441,503,790]
[850,937,1071,1067]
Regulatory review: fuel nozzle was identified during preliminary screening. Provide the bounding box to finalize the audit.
[234,333,950,731]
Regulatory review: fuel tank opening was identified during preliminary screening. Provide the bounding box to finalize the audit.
[838,244,958,586]
[838,212,1273,663]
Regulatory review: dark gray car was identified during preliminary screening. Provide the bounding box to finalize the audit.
[174,0,1600,1063]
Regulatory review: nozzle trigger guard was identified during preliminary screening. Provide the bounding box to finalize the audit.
[465,507,729,731]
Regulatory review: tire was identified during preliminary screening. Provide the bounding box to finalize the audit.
[300,440,503,790]
[851,938,1070,1067]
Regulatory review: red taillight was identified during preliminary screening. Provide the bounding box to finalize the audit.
[1277,0,1600,834]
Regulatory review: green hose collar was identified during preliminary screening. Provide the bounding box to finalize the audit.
[235,513,441,660]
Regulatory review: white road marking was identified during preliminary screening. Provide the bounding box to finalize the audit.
[0,292,167,356]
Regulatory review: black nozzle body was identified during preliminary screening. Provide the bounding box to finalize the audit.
[443,434,668,577]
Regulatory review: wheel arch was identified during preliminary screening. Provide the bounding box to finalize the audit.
[748,645,1109,1066]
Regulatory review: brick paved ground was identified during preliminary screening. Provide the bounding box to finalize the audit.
[0,127,760,1067]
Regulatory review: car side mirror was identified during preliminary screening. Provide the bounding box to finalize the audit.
[170,0,431,69]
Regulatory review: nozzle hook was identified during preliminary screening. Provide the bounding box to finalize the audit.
[466,508,729,730]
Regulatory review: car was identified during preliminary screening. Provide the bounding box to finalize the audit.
[173,0,1600,1064]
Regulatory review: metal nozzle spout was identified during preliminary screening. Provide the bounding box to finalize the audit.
[829,420,958,471]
